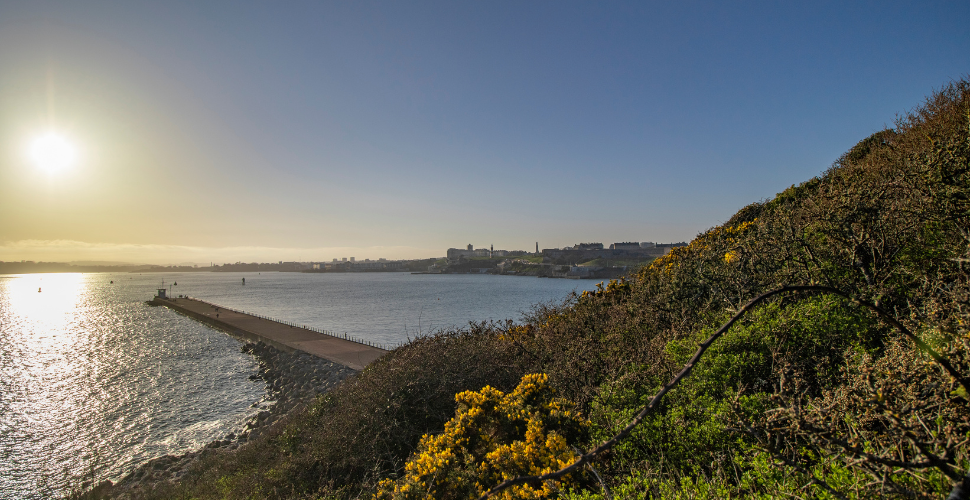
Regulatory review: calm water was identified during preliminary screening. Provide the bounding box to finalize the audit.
[0,271,595,497]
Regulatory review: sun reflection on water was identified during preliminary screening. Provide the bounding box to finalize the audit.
[0,273,97,493]
[0,274,266,498]
[6,273,87,332]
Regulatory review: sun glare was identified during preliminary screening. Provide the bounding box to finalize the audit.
[28,132,78,174]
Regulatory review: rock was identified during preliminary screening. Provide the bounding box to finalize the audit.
[110,342,357,495]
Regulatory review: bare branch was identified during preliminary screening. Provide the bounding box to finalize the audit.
[477,284,968,499]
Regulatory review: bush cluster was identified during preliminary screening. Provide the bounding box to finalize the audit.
[374,373,590,500]
[94,79,970,499]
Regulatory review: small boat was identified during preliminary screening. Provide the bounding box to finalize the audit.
[38,287,41,293]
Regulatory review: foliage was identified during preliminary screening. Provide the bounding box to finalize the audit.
[91,79,970,499]
[374,374,591,500]
[500,78,970,498]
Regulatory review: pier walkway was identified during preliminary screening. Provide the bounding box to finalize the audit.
[150,296,387,370]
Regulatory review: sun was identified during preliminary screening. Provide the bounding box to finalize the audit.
[28,132,78,174]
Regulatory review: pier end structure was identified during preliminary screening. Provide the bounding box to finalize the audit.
[150,295,387,370]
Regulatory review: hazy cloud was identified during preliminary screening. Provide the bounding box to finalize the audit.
[0,240,439,265]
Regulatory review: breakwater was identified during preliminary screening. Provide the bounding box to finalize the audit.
[149,295,388,370]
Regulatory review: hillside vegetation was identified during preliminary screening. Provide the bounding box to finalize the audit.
[105,79,970,499]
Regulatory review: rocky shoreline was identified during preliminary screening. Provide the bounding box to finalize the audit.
[100,341,356,496]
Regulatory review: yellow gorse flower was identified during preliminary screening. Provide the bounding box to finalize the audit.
[580,278,632,300]
[374,374,590,500]
[646,219,757,276]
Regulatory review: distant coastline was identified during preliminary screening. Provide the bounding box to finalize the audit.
[0,241,686,277]
[0,261,191,274]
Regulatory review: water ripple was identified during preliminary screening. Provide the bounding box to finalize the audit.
[0,274,264,498]
[0,271,594,498]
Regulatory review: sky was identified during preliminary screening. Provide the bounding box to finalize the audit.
[0,1,967,265]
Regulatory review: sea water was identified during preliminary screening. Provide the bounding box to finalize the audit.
[0,271,596,497]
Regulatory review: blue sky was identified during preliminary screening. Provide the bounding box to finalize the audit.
[0,1,967,263]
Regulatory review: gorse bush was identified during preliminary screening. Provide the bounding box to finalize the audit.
[93,79,970,499]
[374,373,590,500]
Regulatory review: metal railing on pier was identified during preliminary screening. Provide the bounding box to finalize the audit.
[178,296,404,351]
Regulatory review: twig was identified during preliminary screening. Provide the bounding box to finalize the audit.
[477,285,968,499]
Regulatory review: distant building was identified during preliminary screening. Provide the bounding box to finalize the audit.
[317,259,404,272]
[539,241,685,260]
[447,245,491,260]
[444,243,542,261]
[610,242,641,250]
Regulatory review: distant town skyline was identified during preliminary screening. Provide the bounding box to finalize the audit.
[0,239,686,266]
[1,2,967,265]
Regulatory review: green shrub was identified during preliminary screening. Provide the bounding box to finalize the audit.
[374,374,591,500]
[93,78,970,500]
